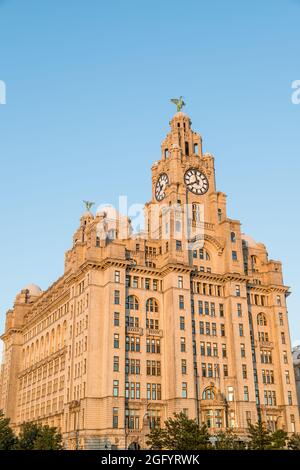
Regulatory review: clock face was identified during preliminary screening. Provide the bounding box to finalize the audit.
[155,173,169,201]
[184,168,209,195]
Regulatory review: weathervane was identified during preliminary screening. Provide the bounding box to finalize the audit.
[83,200,95,212]
[170,96,186,112]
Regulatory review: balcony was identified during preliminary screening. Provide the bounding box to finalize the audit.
[255,339,274,349]
[188,219,215,231]
[146,328,163,337]
[126,326,143,335]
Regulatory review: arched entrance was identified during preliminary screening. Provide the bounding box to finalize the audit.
[128,441,141,450]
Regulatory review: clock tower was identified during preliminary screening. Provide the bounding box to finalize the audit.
[146,108,223,263]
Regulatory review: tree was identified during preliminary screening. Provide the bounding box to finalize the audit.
[270,429,288,449]
[214,428,245,450]
[0,410,17,450]
[247,421,272,450]
[146,412,211,450]
[145,426,166,450]
[16,422,41,450]
[287,433,300,450]
[33,426,63,450]
[16,422,63,450]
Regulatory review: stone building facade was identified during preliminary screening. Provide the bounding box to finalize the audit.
[0,110,299,449]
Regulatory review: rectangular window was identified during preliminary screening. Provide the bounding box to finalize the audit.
[114,290,120,305]
[181,359,187,374]
[114,312,120,326]
[232,251,238,261]
[113,356,119,372]
[242,364,247,379]
[237,303,242,317]
[114,271,120,283]
[113,380,119,397]
[239,324,244,336]
[178,276,183,288]
[285,370,290,384]
[180,316,185,330]
[241,344,245,358]
[180,337,186,353]
[223,364,228,377]
[219,304,224,317]
[198,301,203,315]
[179,295,184,310]
[176,240,182,251]
[244,386,249,402]
[113,407,118,428]
[182,382,187,398]
[235,285,241,297]
[220,324,225,337]
[114,334,119,349]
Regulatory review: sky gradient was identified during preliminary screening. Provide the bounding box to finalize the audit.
[0,0,299,349]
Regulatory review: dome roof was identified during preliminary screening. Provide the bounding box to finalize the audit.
[23,283,42,296]
[81,211,94,219]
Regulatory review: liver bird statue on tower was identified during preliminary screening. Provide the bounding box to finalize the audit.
[83,200,95,212]
[170,96,186,112]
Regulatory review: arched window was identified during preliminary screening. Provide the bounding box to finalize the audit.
[30,343,34,365]
[202,388,215,400]
[251,255,257,270]
[45,332,49,356]
[192,203,201,222]
[146,298,159,313]
[257,313,267,326]
[199,248,210,261]
[50,329,55,353]
[231,232,236,242]
[126,295,139,311]
[56,324,61,350]
[62,321,67,346]
[35,339,39,362]
[40,336,44,359]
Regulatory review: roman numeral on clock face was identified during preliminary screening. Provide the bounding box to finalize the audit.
[184,168,209,195]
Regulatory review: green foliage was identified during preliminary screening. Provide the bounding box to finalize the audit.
[0,410,17,450]
[214,428,245,450]
[32,425,63,450]
[15,422,63,450]
[146,412,211,450]
[16,422,41,450]
[287,433,300,450]
[247,421,272,450]
[145,426,166,450]
[269,429,288,449]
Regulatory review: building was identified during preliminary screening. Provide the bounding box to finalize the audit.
[0,107,299,449]
[292,345,300,416]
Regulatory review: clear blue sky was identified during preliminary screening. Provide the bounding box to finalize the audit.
[0,0,299,348]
